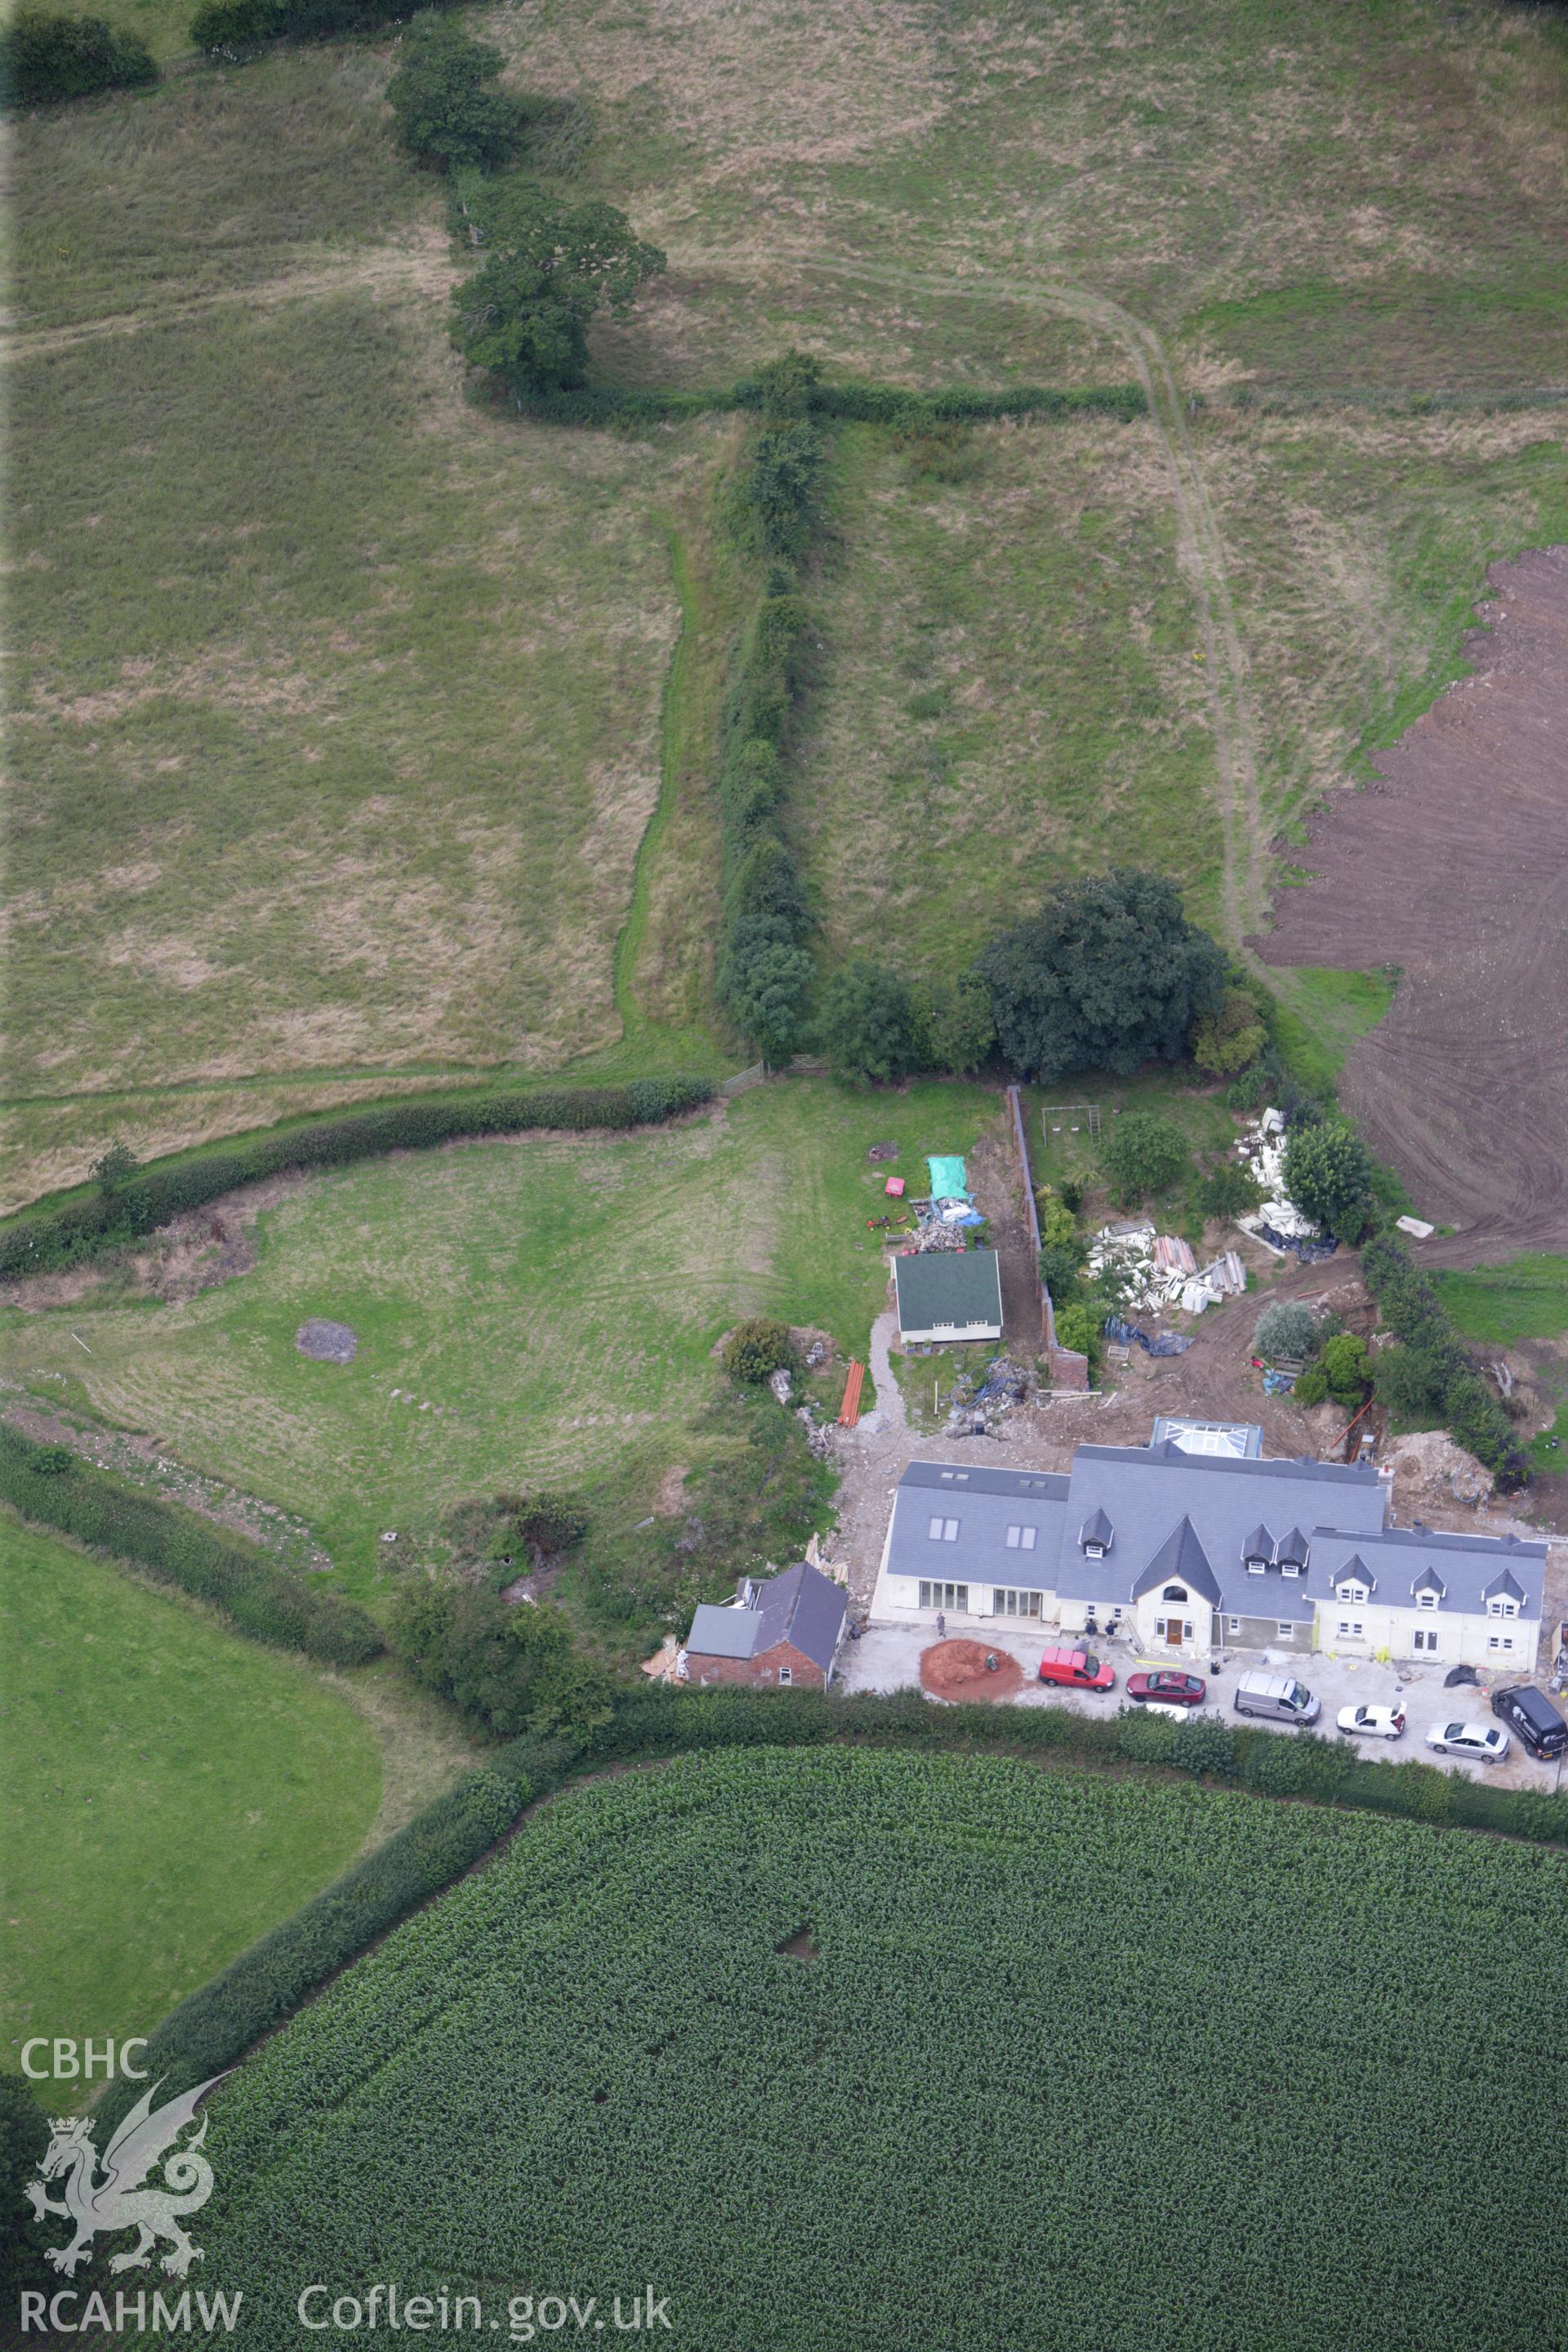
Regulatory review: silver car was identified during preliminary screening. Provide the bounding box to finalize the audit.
[1424,1720,1509,1763]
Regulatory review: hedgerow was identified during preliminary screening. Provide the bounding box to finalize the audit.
[0,1425,381,1667]
[0,5,156,106]
[189,0,455,57]
[1361,1232,1519,1479]
[172,1748,1568,2349]
[0,1074,713,1279]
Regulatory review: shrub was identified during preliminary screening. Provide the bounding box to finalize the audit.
[0,1076,713,1281]
[1050,1302,1100,1364]
[0,1425,381,1666]
[1319,1331,1370,1405]
[392,1578,611,1739]
[1169,1717,1237,1780]
[1241,1733,1307,1795]
[1282,1118,1376,1241]
[1115,1708,1181,1766]
[1253,1299,1318,1361]
[737,421,822,558]
[1,6,156,107]
[719,922,813,1066]
[909,973,996,1076]
[189,0,458,55]
[1098,1111,1189,1207]
[1190,983,1269,1077]
[721,1317,797,1385]
[818,960,918,1085]
[1290,1365,1329,1408]
[1199,1160,1263,1222]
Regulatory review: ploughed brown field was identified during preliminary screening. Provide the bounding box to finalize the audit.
[1259,547,1568,1267]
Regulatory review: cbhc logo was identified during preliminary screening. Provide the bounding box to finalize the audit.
[20,2038,149,2081]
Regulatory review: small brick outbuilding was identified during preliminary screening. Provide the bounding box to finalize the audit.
[680,1562,847,1691]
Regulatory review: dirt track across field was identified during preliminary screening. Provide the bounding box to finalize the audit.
[1258,547,1568,1267]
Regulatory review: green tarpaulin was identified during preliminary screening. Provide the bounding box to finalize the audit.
[926,1156,969,1200]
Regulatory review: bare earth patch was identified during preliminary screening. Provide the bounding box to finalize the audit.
[921,1637,1026,1704]
[1258,546,1568,1264]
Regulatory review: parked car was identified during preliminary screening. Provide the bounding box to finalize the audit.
[1490,1684,1568,1762]
[1425,1720,1509,1763]
[1335,1702,1406,1741]
[1038,1646,1116,1692]
[1128,1670,1206,1708]
[1232,1670,1320,1725]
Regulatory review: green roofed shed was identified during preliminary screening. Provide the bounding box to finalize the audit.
[893,1250,1004,1345]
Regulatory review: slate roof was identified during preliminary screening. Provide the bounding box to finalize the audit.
[886,1462,1071,1594]
[1304,1527,1546,1619]
[884,1441,1548,1624]
[687,1563,847,1671]
[893,1250,1003,1337]
[1132,1517,1222,1607]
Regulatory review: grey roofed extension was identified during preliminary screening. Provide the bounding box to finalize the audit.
[886,1461,1071,1595]
[893,1249,1004,1339]
[1305,1527,1546,1621]
[1132,1517,1223,1607]
[687,1603,764,1659]
[1276,1526,1311,1566]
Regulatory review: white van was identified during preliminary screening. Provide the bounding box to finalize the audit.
[1232,1671,1320,1726]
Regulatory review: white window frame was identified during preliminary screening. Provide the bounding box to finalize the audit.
[1488,1633,1515,1653]
[993,1588,1043,1620]
[1339,1584,1368,1606]
[918,1581,969,1612]
[1417,1590,1437,1610]
[777,1666,793,1686]
[1412,1628,1439,1655]
[927,1516,960,1543]
[1338,1619,1365,1637]
[1280,1561,1301,1580]
[1227,1617,1241,1634]
[1276,1622,1293,1637]
[1004,1525,1037,1552]
[1488,1598,1518,1619]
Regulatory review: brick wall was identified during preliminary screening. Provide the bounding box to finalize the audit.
[684,1639,828,1691]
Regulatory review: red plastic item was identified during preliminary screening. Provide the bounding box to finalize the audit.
[884,1176,906,1196]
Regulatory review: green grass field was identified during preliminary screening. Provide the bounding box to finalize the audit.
[1432,1256,1568,1343]
[190,1746,1568,2350]
[9,0,1568,1205]
[0,1081,994,1592]
[0,1517,381,2062]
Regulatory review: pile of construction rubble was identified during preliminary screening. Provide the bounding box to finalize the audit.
[1086,1223,1248,1317]
[942,1355,1032,1437]
[1233,1110,1336,1262]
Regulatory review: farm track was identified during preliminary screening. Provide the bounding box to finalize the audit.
[3,238,458,359]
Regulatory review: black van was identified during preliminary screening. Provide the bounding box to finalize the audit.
[1490,1684,1568,1762]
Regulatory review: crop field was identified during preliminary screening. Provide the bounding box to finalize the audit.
[0,1081,992,1591]
[189,1746,1567,2349]
[8,0,1568,1207]
[0,1517,381,2059]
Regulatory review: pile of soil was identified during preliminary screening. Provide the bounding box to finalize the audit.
[920,1638,1025,1703]
[296,1319,357,1364]
[1258,546,1568,1263]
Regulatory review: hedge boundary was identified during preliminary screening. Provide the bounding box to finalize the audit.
[0,1424,382,1666]
[507,377,1147,430]
[0,1074,714,1280]
[91,1679,1568,2129]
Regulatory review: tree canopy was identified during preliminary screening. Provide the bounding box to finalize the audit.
[1282,1117,1376,1241]
[1098,1111,1190,1208]
[977,869,1227,1084]
[386,14,530,174]
[451,178,665,397]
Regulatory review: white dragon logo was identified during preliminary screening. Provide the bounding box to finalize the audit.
[25,2074,228,2279]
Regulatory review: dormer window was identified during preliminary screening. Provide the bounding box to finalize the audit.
[1338,1582,1368,1606]
[1279,1561,1301,1579]
[1488,1597,1518,1619]
[1242,1524,1274,1575]
[1079,1508,1113,1561]
[1418,1589,1437,1610]
[1276,1527,1309,1575]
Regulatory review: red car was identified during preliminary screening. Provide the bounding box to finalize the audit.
[1127,1670,1207,1708]
[1038,1646,1116,1692]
